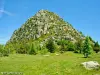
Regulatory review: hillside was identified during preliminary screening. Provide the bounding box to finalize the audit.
[9,10,84,42]
[6,9,85,53]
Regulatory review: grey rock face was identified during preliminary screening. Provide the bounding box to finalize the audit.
[8,9,84,44]
[81,61,100,70]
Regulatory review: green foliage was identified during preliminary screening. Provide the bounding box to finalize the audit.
[46,38,56,53]
[17,43,27,54]
[6,40,41,55]
[40,47,48,55]
[79,31,85,37]
[83,36,93,58]
[67,41,76,51]
[0,44,4,57]
[57,39,68,45]
[5,43,15,54]
[57,39,68,53]
[75,39,83,53]
[93,41,100,53]
[28,43,37,55]
[57,40,76,53]
[0,44,9,57]
[89,36,95,43]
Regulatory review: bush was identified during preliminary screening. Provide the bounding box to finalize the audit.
[40,47,48,55]
[5,43,15,54]
[57,40,68,53]
[0,44,9,57]
[57,40,76,53]
[57,40,68,45]
[2,50,9,56]
[46,38,56,53]
[75,40,83,53]
[16,43,27,54]
[28,43,37,55]
[67,42,76,51]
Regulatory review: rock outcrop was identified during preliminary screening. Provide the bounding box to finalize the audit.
[8,9,84,44]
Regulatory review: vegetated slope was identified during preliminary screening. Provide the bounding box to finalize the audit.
[9,9,84,43]
[6,9,85,53]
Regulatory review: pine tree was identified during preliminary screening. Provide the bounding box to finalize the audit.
[94,41,100,53]
[83,36,92,58]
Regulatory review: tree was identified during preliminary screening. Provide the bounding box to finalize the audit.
[67,41,76,51]
[57,39,68,53]
[46,38,56,53]
[75,39,83,53]
[93,41,100,53]
[29,43,37,55]
[89,36,95,43]
[83,36,92,58]
[79,31,85,37]
[16,42,27,54]
[0,44,9,57]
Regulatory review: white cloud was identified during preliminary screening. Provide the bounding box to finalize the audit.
[0,0,13,18]
[0,9,13,16]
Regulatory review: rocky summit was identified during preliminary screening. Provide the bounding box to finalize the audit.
[8,9,84,44]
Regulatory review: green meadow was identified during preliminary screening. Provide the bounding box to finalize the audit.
[0,52,100,75]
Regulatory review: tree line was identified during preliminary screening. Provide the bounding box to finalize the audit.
[0,36,100,58]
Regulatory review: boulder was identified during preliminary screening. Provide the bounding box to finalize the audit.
[81,61,100,70]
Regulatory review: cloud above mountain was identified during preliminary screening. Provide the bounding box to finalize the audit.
[0,0,13,18]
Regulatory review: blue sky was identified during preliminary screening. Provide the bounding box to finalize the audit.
[0,0,100,44]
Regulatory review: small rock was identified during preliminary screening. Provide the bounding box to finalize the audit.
[55,53,59,56]
[43,55,50,57]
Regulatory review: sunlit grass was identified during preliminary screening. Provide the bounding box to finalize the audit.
[0,52,100,75]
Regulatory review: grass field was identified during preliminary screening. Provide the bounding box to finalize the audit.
[0,52,100,75]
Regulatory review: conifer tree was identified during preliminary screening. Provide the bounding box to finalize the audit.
[83,36,92,58]
[94,41,100,53]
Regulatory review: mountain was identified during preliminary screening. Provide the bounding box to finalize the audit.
[9,9,84,43]
[6,9,85,53]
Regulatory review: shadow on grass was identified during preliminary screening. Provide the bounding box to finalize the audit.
[81,56,91,58]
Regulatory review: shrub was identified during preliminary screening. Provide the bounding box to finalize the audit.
[2,49,9,56]
[57,40,68,53]
[0,44,9,57]
[40,47,48,55]
[57,40,76,53]
[16,43,27,54]
[46,38,56,53]
[75,39,83,53]
[57,39,68,45]
[28,43,37,55]
[67,41,76,51]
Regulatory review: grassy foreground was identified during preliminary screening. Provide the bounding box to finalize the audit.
[0,52,100,75]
